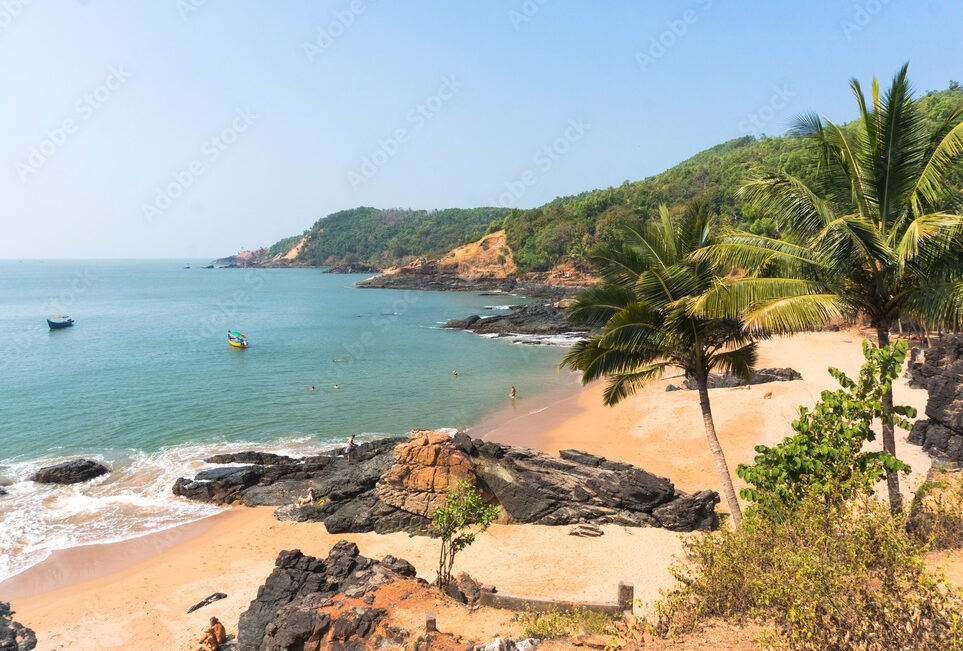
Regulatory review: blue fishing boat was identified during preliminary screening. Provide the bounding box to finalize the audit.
[47,316,74,329]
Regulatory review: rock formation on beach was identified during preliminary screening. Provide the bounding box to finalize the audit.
[0,603,36,651]
[30,459,109,484]
[237,542,416,650]
[664,367,804,391]
[174,430,720,534]
[909,336,963,463]
[237,542,531,650]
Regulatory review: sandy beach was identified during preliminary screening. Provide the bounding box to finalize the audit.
[0,328,940,650]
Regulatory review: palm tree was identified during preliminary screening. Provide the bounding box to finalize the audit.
[562,201,760,528]
[693,64,963,511]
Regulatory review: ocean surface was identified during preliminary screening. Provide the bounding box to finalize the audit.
[0,260,580,580]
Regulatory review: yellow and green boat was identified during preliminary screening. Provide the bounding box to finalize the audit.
[227,331,248,348]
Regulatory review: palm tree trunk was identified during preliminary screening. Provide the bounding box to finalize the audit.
[696,376,743,528]
[876,325,902,513]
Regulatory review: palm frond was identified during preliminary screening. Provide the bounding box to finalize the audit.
[601,363,672,406]
[709,342,758,381]
[689,277,830,320]
[565,284,637,327]
[743,294,851,335]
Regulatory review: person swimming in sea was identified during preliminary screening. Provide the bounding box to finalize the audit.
[451,369,459,377]
[332,384,341,390]
[510,385,516,399]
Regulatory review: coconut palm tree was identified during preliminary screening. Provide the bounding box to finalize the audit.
[692,64,963,511]
[562,201,760,528]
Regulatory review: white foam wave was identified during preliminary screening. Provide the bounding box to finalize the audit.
[0,435,340,582]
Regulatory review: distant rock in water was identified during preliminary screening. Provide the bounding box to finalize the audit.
[30,459,109,484]
[0,602,37,651]
[678,367,802,390]
[174,430,719,534]
[323,263,381,274]
[444,302,592,338]
[908,336,963,464]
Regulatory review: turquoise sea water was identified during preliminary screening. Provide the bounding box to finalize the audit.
[0,260,578,580]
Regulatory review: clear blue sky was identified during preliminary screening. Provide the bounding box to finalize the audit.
[2,0,961,259]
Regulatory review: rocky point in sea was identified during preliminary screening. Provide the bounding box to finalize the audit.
[173,430,720,534]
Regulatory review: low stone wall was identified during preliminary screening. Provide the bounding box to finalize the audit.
[477,582,633,616]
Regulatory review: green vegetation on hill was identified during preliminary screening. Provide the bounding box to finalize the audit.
[257,84,963,272]
[503,83,963,272]
[277,206,507,267]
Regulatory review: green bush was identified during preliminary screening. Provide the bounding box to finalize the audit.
[738,339,915,514]
[515,608,617,640]
[652,495,963,650]
[431,482,500,587]
[909,468,963,550]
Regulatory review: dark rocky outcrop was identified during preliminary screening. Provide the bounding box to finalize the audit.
[444,302,591,338]
[0,603,36,651]
[30,459,109,484]
[358,267,517,292]
[237,542,417,651]
[323,263,380,274]
[908,336,963,464]
[680,367,802,390]
[204,451,297,466]
[175,431,719,534]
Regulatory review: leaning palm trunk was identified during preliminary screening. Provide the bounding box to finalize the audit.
[695,375,743,527]
[876,325,902,512]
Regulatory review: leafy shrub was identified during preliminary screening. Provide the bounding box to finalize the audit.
[496,254,506,265]
[737,339,915,514]
[431,482,500,587]
[515,608,617,640]
[909,468,963,550]
[652,495,963,650]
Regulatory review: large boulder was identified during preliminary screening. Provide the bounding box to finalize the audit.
[908,336,963,464]
[376,430,477,517]
[0,602,36,651]
[237,542,418,651]
[30,459,109,484]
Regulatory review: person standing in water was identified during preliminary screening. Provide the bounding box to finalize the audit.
[510,385,516,399]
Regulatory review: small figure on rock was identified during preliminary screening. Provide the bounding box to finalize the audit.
[296,486,317,507]
[344,434,357,463]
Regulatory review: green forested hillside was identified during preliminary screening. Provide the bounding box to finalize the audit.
[265,84,963,271]
[501,83,963,271]
[290,207,508,266]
